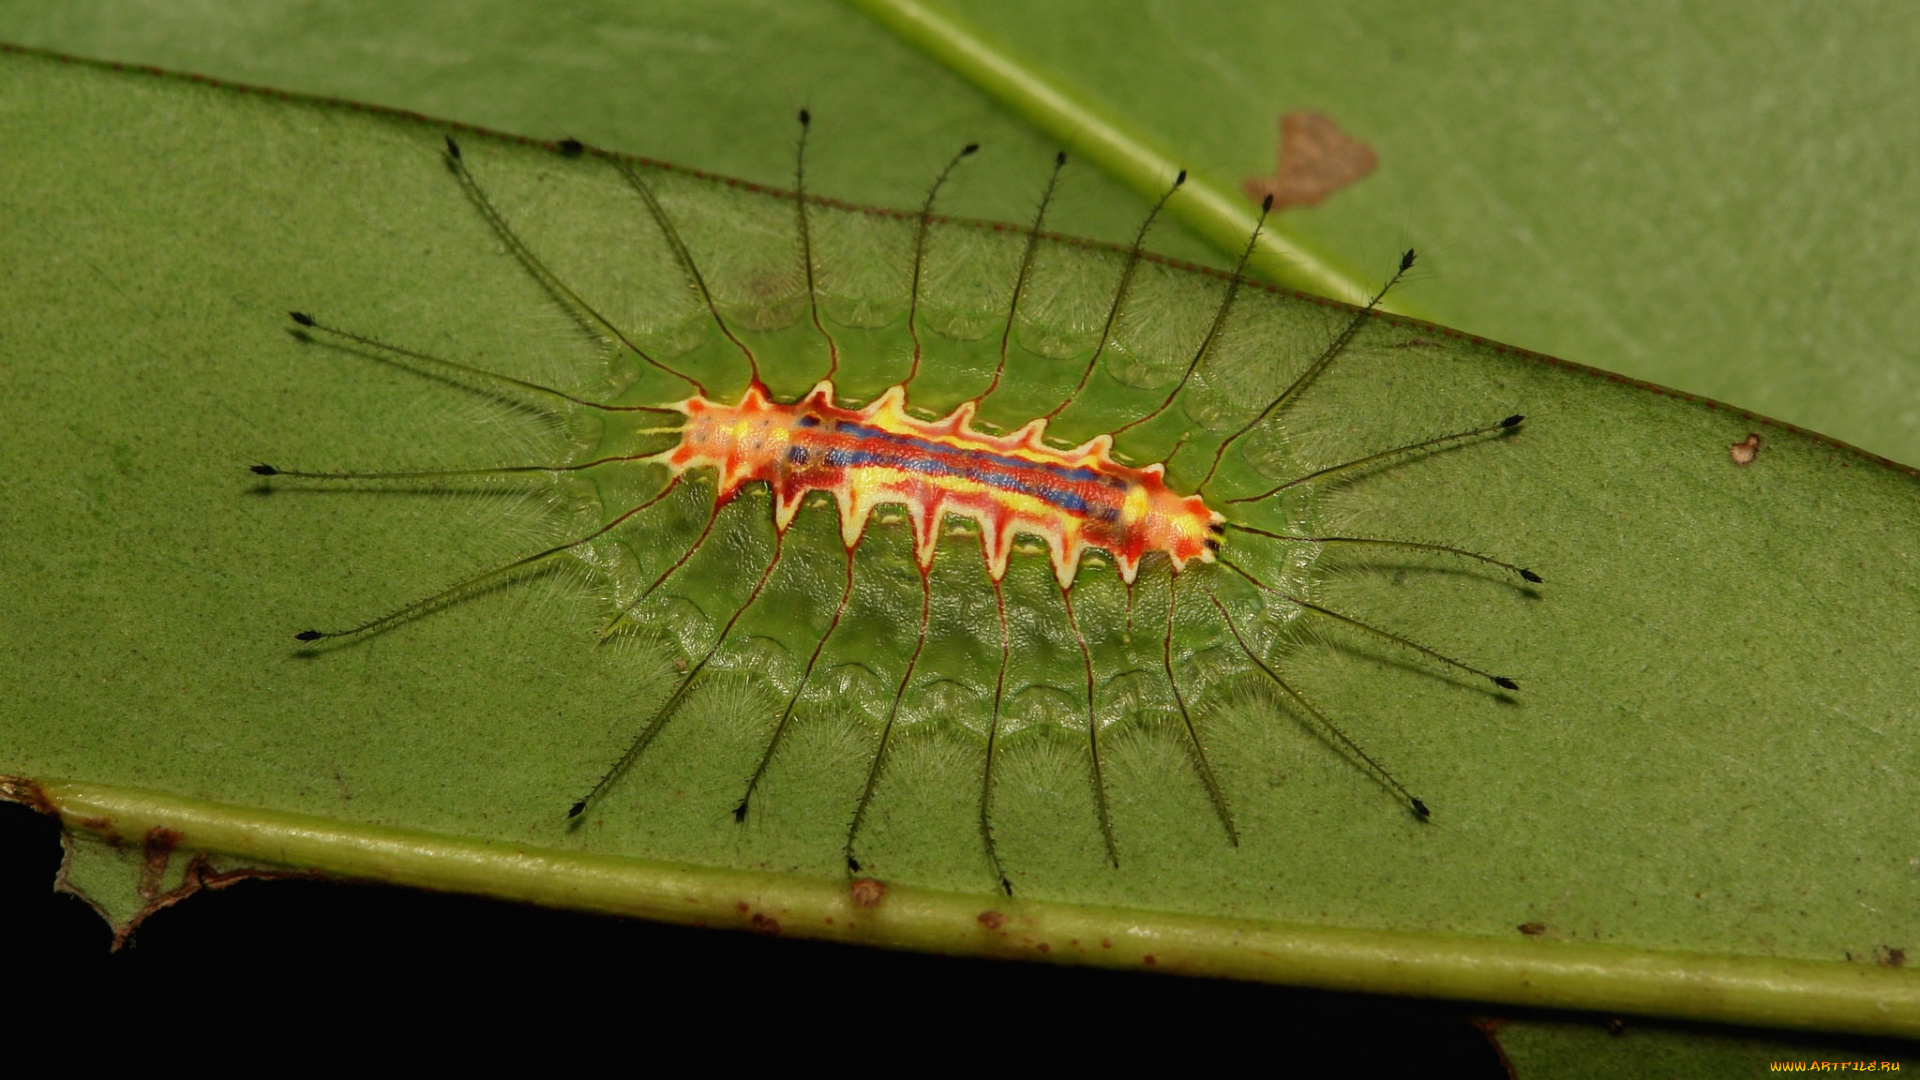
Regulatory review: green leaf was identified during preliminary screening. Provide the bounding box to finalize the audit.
[1,2,1917,1049]
[2,0,1913,467]
[843,0,1367,299]
[868,0,1920,468]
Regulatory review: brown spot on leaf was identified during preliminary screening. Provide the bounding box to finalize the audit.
[977,910,1007,930]
[1729,433,1764,465]
[750,912,781,935]
[139,827,183,902]
[1876,945,1906,968]
[1242,111,1378,211]
[849,877,886,908]
[1518,922,1547,936]
[0,775,57,817]
[1037,942,1051,953]
[1142,954,1157,966]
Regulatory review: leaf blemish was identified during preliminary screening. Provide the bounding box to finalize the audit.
[849,877,886,908]
[1242,110,1379,210]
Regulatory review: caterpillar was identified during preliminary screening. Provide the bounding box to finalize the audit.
[256,112,1536,895]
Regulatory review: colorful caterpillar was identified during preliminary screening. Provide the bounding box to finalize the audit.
[257,113,1537,894]
[664,381,1220,589]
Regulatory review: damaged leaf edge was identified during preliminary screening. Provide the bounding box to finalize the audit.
[5,776,1915,1037]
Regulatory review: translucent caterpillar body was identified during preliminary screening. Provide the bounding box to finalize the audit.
[664,380,1222,587]
[270,126,1537,891]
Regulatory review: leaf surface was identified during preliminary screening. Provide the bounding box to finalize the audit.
[2,0,1914,465]
[874,0,1920,466]
[1,49,1916,1041]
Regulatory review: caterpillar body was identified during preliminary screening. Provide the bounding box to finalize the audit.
[663,380,1220,587]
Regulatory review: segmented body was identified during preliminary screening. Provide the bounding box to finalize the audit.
[663,380,1221,586]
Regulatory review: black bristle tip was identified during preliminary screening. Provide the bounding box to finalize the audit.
[1411,797,1432,820]
[798,108,810,126]
[1521,568,1543,583]
[1174,168,1188,186]
[1000,877,1013,897]
[732,803,748,823]
[556,137,584,157]
[1054,150,1067,167]
[846,856,860,872]
[250,464,278,476]
[961,142,981,156]
[1399,249,1417,272]
[1494,676,1520,691]
[294,630,324,642]
[444,135,461,159]
[1261,193,1274,212]
[1501,414,1525,428]
[289,311,315,327]
[567,800,586,819]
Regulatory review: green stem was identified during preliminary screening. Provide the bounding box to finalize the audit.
[22,777,1919,1039]
[843,0,1380,305]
